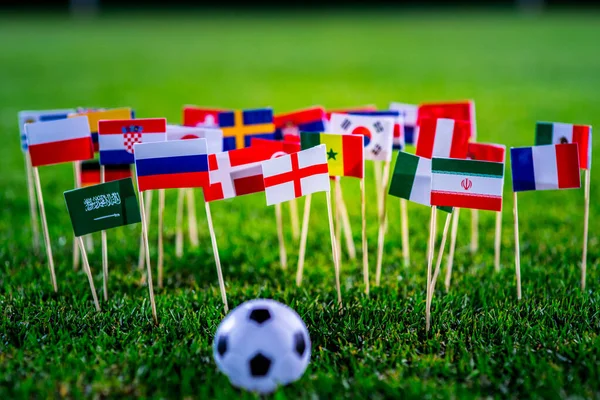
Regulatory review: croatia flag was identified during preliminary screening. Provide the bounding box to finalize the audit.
[274,106,326,143]
[167,125,223,154]
[511,143,581,192]
[134,138,210,192]
[182,106,224,128]
[72,107,133,152]
[389,102,418,145]
[535,122,592,170]
[26,116,94,167]
[203,144,283,202]
[18,109,75,152]
[348,110,404,150]
[417,100,476,139]
[98,118,167,165]
[415,118,470,159]
[262,145,330,206]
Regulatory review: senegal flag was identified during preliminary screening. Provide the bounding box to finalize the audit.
[300,132,364,179]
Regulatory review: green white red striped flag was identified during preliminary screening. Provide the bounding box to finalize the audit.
[430,157,504,212]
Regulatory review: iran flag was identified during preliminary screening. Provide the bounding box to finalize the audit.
[261,145,330,206]
[167,125,224,154]
[328,113,394,162]
[416,118,470,159]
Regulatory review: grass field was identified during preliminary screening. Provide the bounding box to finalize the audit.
[1,10,600,399]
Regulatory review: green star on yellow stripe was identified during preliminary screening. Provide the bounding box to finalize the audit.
[327,148,338,160]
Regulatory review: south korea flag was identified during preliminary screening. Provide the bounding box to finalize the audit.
[328,113,394,162]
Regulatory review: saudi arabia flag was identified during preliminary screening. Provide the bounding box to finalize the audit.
[430,157,504,212]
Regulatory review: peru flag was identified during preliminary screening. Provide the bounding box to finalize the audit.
[417,100,475,139]
[203,144,285,202]
[26,116,94,167]
[183,106,224,128]
[415,118,470,159]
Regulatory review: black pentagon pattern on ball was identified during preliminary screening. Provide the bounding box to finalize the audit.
[293,331,306,357]
[216,334,228,357]
[249,353,272,377]
[248,308,271,324]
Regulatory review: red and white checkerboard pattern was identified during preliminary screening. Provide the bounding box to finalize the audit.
[124,132,142,153]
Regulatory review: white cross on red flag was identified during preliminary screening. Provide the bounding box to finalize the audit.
[261,144,330,206]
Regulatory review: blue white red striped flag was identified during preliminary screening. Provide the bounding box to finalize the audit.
[134,138,210,192]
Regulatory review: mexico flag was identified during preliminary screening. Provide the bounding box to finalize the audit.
[430,157,505,212]
[535,122,592,170]
[300,132,364,179]
[416,118,470,159]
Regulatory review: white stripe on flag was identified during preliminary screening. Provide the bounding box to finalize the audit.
[532,145,558,190]
[134,138,207,160]
[26,116,90,145]
[410,157,432,206]
[432,118,455,158]
[210,153,236,199]
[552,122,573,144]
[167,125,223,153]
[99,133,165,151]
[432,173,503,197]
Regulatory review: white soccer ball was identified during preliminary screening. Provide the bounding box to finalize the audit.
[213,299,311,394]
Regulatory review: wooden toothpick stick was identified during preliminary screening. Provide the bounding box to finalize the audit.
[186,189,199,248]
[77,237,100,312]
[25,153,40,252]
[337,184,357,260]
[157,188,165,288]
[494,211,502,272]
[32,167,57,292]
[361,178,369,294]
[445,208,461,292]
[429,211,452,298]
[289,198,300,241]
[582,169,591,290]
[275,203,287,269]
[204,202,229,313]
[375,160,391,287]
[175,188,185,258]
[139,191,158,323]
[470,209,479,253]
[400,198,410,267]
[326,191,342,308]
[296,194,312,286]
[138,190,153,270]
[513,192,522,300]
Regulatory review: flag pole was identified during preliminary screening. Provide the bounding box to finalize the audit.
[361,178,369,294]
[582,169,591,290]
[289,198,300,241]
[374,160,383,217]
[100,165,109,301]
[275,203,287,270]
[494,211,502,272]
[444,208,461,292]
[326,190,342,308]
[400,199,410,267]
[296,194,312,286]
[175,188,185,258]
[139,190,158,323]
[334,178,343,265]
[204,202,229,313]
[513,192,522,300]
[429,211,452,300]
[470,209,479,253]
[77,236,100,312]
[25,152,40,252]
[32,167,57,292]
[337,183,357,260]
[72,162,81,271]
[425,206,437,332]
[375,160,391,287]
[186,189,199,248]
[138,190,152,270]
[157,188,165,288]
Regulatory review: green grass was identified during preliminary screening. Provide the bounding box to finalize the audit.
[1,10,600,399]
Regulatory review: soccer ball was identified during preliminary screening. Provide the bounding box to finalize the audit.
[213,299,311,394]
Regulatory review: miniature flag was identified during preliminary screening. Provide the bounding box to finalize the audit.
[26,116,94,167]
[204,145,282,202]
[389,102,418,145]
[80,160,132,187]
[98,118,167,165]
[134,138,209,192]
[71,107,133,152]
[328,113,394,162]
[274,106,326,143]
[300,132,364,179]
[467,142,506,163]
[167,124,223,154]
[183,106,224,128]
[535,122,592,170]
[18,109,74,152]
[251,138,301,155]
[219,108,275,151]
[262,145,330,206]
[64,178,141,237]
[415,118,470,159]
[388,151,434,207]
[349,110,404,150]
[511,143,581,192]
[417,100,476,139]
[325,105,377,121]
[431,158,505,212]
